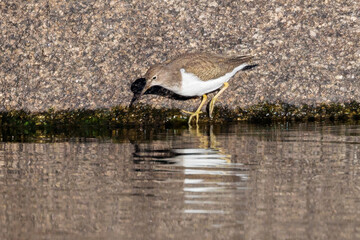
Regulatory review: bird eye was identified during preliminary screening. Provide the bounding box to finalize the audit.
[152,76,157,80]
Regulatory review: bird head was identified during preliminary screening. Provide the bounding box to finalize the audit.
[142,64,164,94]
[129,64,165,107]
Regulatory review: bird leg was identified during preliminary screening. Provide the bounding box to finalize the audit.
[182,94,208,125]
[209,82,229,118]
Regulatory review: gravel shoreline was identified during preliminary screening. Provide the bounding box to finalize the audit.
[1,1,359,112]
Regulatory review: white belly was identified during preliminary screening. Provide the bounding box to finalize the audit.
[175,64,247,97]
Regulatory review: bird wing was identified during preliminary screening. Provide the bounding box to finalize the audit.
[178,54,253,81]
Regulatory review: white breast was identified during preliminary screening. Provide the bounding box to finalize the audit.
[175,63,248,97]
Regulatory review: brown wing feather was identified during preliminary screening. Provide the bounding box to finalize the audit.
[169,53,253,81]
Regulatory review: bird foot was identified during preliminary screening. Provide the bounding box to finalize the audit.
[181,110,203,115]
[181,110,203,125]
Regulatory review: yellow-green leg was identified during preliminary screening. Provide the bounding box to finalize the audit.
[182,94,208,125]
[209,82,229,118]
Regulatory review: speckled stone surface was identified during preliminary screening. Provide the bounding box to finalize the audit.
[1,0,359,112]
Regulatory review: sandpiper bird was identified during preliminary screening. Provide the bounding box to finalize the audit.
[133,52,255,124]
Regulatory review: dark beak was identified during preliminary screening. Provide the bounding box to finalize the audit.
[129,80,151,107]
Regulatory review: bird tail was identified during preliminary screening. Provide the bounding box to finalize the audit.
[227,55,253,64]
[242,64,259,71]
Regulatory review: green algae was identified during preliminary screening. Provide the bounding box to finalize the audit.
[1,102,360,133]
[211,101,360,123]
[0,105,187,132]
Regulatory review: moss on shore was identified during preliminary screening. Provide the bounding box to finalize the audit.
[1,102,360,131]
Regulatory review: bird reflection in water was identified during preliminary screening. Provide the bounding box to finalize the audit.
[131,125,249,215]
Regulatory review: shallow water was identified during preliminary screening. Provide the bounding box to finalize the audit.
[1,123,360,240]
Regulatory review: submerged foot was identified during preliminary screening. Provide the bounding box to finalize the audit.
[181,94,208,125]
[209,98,217,119]
[181,110,203,125]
